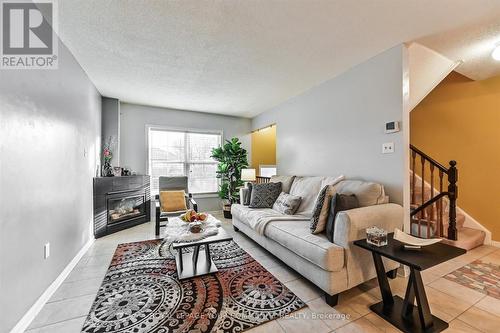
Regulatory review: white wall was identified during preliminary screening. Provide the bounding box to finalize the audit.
[101,97,121,166]
[252,45,408,205]
[119,103,252,211]
[0,42,101,331]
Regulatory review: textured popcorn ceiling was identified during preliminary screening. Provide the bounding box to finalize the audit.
[59,0,500,117]
[418,16,500,81]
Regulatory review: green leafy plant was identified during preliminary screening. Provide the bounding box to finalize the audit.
[211,137,249,204]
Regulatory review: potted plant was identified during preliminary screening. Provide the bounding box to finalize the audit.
[211,137,249,218]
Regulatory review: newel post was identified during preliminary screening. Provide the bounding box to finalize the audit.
[447,160,458,241]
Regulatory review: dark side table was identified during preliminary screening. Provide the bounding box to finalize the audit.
[354,233,465,333]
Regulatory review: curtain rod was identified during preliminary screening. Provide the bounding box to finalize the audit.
[251,123,276,133]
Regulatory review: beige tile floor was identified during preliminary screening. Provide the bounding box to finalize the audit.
[26,213,500,332]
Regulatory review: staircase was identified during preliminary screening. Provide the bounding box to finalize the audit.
[410,145,485,250]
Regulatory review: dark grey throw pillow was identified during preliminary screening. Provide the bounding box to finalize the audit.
[249,182,282,208]
[326,194,359,242]
[244,183,253,205]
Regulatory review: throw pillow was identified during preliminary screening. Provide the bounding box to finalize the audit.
[326,194,360,242]
[239,188,250,206]
[160,190,187,212]
[249,182,282,208]
[310,185,338,234]
[239,183,252,205]
[247,183,253,205]
[270,175,295,193]
[273,192,302,215]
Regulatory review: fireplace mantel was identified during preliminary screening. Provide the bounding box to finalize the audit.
[93,175,151,238]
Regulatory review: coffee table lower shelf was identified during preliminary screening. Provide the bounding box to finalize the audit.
[370,296,448,333]
[175,248,218,280]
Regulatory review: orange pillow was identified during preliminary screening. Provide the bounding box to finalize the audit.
[160,190,187,212]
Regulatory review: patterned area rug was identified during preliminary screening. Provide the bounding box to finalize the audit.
[82,239,305,332]
[445,260,500,299]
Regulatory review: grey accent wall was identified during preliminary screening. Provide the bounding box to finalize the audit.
[119,103,252,211]
[101,97,120,166]
[0,42,101,331]
[252,45,407,204]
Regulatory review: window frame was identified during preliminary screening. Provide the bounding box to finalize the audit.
[146,125,223,196]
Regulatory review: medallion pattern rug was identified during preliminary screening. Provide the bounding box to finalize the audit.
[445,259,500,299]
[82,239,305,332]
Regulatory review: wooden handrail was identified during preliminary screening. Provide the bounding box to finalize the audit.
[410,144,448,173]
[410,192,449,217]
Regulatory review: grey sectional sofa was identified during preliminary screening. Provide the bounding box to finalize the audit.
[231,176,403,306]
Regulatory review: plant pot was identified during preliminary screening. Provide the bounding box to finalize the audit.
[223,204,232,219]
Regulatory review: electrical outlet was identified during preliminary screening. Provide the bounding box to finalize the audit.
[44,243,50,259]
[382,142,394,154]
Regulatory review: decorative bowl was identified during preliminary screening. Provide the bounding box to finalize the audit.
[189,222,203,233]
[393,228,442,246]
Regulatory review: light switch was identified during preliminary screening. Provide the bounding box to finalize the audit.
[382,142,394,154]
[44,243,50,259]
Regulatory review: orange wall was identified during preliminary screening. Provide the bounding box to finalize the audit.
[411,72,500,240]
[251,125,276,175]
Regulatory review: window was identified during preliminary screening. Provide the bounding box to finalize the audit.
[148,127,222,195]
[259,165,277,178]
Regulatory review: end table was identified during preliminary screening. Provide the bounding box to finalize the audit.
[354,233,465,333]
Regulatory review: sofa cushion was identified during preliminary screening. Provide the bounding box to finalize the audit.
[231,204,279,227]
[270,175,295,193]
[335,180,387,207]
[249,182,282,208]
[321,175,345,188]
[265,220,344,272]
[273,192,302,215]
[290,176,324,216]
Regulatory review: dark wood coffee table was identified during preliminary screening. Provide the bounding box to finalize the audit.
[354,233,465,333]
[172,227,233,280]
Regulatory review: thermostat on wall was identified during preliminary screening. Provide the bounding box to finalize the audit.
[385,121,400,134]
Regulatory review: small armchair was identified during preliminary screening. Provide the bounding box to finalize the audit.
[155,176,198,235]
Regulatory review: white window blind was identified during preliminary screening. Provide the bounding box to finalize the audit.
[148,128,222,195]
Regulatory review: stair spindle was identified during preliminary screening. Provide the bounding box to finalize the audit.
[411,151,416,205]
[419,156,425,237]
[438,170,444,237]
[428,164,434,238]
[447,161,458,241]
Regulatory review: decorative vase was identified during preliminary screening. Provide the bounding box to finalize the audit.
[102,160,114,177]
[223,203,232,219]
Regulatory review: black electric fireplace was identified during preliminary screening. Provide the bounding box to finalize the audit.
[93,175,150,238]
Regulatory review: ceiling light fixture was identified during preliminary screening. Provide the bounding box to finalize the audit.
[492,44,500,61]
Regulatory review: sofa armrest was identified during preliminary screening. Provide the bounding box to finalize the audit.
[333,203,404,248]
[333,203,403,288]
[185,193,198,212]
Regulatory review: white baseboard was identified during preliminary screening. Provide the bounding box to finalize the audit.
[491,240,500,248]
[10,238,95,333]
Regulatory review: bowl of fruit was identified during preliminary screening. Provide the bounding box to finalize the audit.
[180,210,208,223]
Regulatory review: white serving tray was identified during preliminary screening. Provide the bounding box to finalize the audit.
[393,228,442,246]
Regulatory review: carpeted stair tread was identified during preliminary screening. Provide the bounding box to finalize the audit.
[441,227,486,250]
[410,170,484,250]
